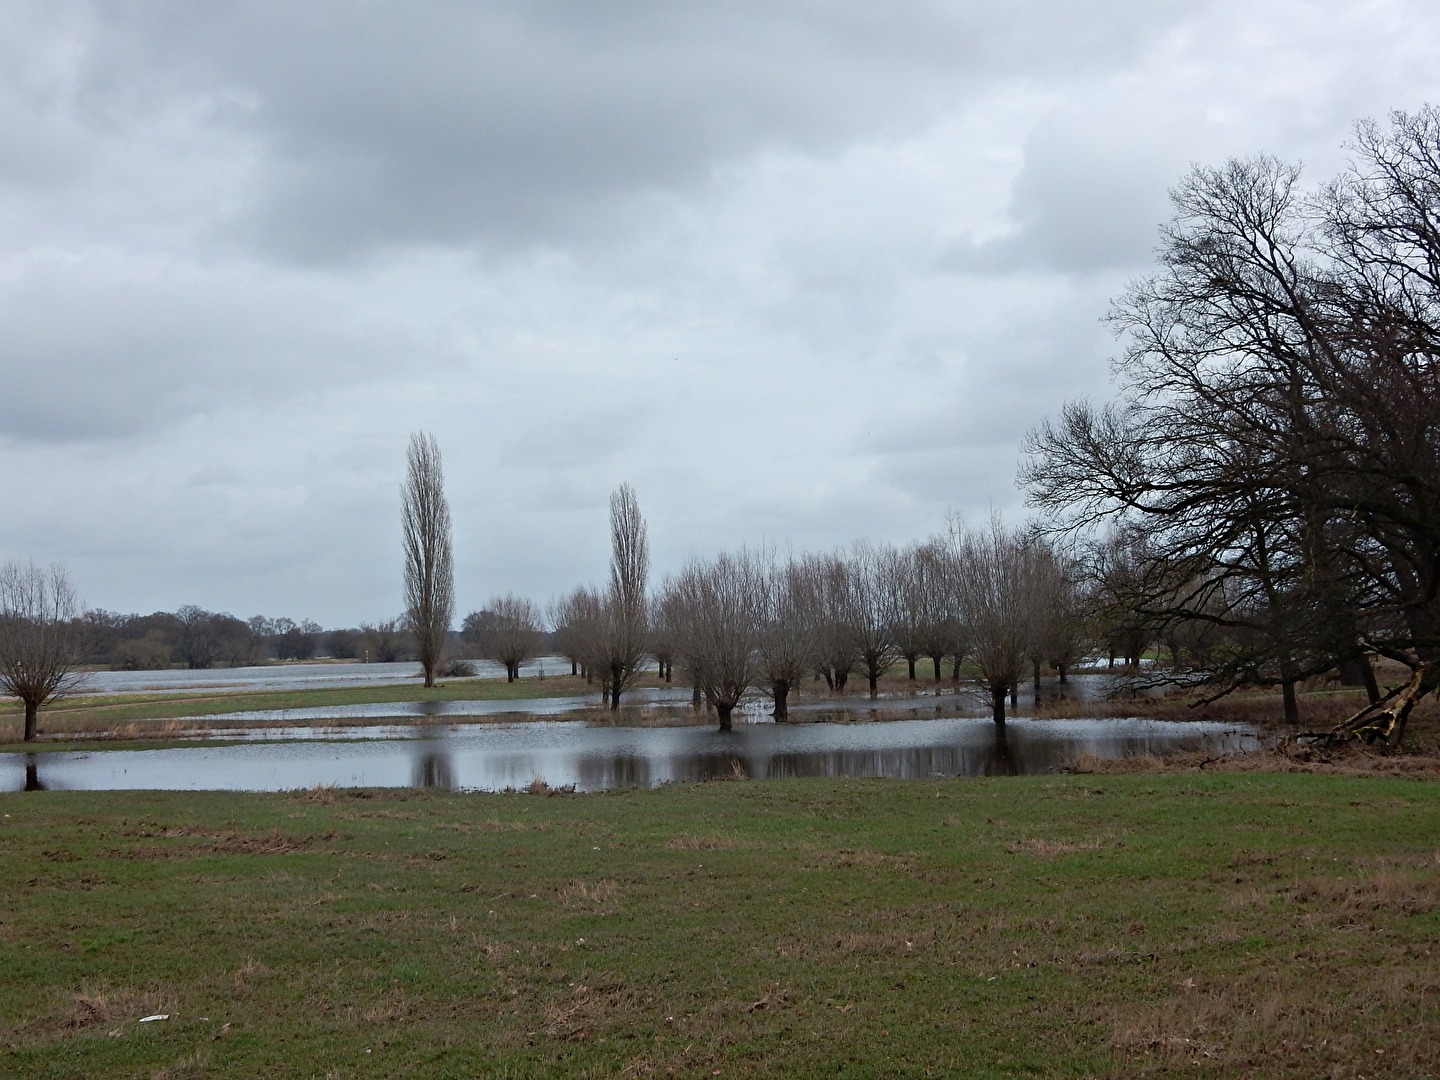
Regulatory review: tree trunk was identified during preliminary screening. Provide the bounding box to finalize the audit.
[570,659,578,677]
[931,655,942,682]
[665,662,672,683]
[1281,679,1299,725]
[1058,665,1068,684]
[990,684,1007,725]
[423,664,436,689]
[836,671,848,692]
[867,668,879,698]
[23,699,38,742]
[906,656,916,681]
[692,683,702,707]
[772,679,790,721]
[951,658,961,682]
[820,667,834,691]
[1031,659,1041,698]
[1009,681,1018,708]
[1325,659,1438,750]
[716,702,733,731]
[610,661,624,710]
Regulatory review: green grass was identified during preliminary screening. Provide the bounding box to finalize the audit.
[1,775,1437,1077]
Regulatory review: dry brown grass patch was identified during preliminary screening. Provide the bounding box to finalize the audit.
[8,984,178,1043]
[149,1052,209,1080]
[1291,865,1440,922]
[1070,741,1440,778]
[541,979,654,1041]
[557,878,621,913]
[664,835,743,851]
[106,825,318,858]
[1104,961,1439,1076]
[1007,837,1104,856]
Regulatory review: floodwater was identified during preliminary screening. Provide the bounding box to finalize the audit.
[2,717,1264,793]
[75,657,575,696]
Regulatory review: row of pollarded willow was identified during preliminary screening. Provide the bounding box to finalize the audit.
[556,518,1087,732]
[1021,105,1440,749]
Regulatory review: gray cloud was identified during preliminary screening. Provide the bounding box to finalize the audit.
[2,0,1440,623]
[49,1,1198,261]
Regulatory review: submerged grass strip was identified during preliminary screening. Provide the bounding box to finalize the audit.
[1,775,1437,1078]
[0,673,618,743]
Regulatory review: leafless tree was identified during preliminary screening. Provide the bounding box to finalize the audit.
[600,483,649,709]
[914,538,966,682]
[361,617,409,663]
[800,552,856,692]
[665,551,762,730]
[402,431,455,688]
[1023,111,1440,746]
[944,517,1038,725]
[890,543,930,682]
[838,541,904,698]
[0,562,83,742]
[548,588,599,678]
[473,595,544,681]
[753,551,819,720]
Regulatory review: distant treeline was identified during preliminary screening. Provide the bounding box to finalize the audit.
[71,606,557,671]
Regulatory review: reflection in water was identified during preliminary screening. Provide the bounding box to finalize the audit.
[412,746,455,790]
[25,755,45,791]
[987,723,1018,777]
[0,717,1267,794]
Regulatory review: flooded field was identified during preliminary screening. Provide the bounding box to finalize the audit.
[4,716,1264,793]
[73,657,574,695]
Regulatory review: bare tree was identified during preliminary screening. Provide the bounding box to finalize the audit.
[839,541,904,698]
[801,552,856,692]
[402,432,455,688]
[945,517,1037,725]
[361,617,409,663]
[472,595,544,681]
[548,588,599,678]
[0,562,83,742]
[890,544,930,682]
[914,538,965,682]
[600,483,649,710]
[754,552,819,720]
[665,551,761,730]
[1022,113,1440,746]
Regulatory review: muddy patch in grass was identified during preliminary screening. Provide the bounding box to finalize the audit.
[541,978,655,1041]
[1104,961,1440,1076]
[104,826,320,859]
[1007,837,1105,857]
[8,984,178,1043]
[664,835,744,851]
[557,878,621,913]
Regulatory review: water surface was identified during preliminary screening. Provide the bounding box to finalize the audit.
[3,717,1263,793]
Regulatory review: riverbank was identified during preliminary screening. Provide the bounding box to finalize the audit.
[2,775,1436,1077]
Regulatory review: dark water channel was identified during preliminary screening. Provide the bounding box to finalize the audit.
[3,717,1264,793]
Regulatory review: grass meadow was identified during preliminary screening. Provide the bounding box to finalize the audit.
[1,773,1436,1078]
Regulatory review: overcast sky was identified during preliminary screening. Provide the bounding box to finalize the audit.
[3,0,1438,627]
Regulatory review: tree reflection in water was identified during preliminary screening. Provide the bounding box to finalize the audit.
[412,747,455,790]
[985,722,1018,777]
[25,754,45,791]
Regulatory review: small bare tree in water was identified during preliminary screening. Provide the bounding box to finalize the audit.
[402,432,454,688]
[665,550,763,730]
[0,562,83,742]
[474,594,544,682]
